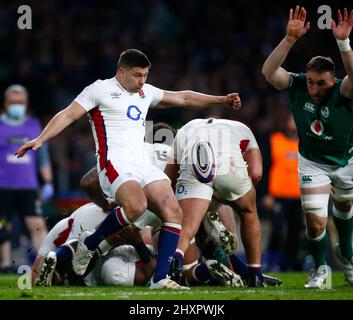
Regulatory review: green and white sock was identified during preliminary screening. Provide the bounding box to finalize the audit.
[306,229,329,269]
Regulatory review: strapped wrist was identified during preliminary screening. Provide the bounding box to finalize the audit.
[337,38,351,52]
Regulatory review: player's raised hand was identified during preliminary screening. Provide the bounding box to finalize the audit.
[286,6,310,43]
[224,93,241,110]
[332,8,353,40]
[15,137,43,158]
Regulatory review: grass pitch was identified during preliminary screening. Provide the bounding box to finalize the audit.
[0,272,352,300]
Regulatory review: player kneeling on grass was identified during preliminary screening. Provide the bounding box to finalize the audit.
[32,203,156,287]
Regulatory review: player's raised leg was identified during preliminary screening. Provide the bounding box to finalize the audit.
[73,180,146,275]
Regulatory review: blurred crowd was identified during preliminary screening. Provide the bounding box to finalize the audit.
[0,0,346,271]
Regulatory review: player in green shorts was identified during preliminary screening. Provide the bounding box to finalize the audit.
[262,5,353,288]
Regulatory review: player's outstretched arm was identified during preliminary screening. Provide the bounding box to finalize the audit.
[262,5,310,90]
[156,91,241,110]
[15,102,86,158]
[333,8,353,99]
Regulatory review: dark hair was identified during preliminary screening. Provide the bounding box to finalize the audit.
[305,56,335,75]
[118,49,151,69]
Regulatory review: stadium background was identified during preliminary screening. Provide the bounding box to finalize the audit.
[0,0,351,271]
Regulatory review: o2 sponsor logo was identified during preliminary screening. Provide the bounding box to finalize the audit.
[177,185,187,195]
[126,105,145,126]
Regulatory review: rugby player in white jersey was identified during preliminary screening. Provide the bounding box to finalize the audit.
[33,202,157,287]
[16,49,241,289]
[165,118,268,287]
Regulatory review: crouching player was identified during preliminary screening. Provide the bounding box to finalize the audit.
[32,202,156,287]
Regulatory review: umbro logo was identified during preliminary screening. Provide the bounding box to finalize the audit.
[110,92,122,99]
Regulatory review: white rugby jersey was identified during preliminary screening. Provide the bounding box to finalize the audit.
[171,118,259,169]
[74,78,164,170]
[38,203,106,256]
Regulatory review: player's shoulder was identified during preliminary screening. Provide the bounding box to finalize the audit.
[213,118,252,132]
[142,83,163,96]
[180,119,205,131]
[70,202,104,218]
[92,78,113,89]
[229,120,252,132]
[85,78,112,90]
[288,72,307,88]
[143,83,161,90]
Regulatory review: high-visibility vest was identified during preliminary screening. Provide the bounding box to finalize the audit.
[268,132,300,198]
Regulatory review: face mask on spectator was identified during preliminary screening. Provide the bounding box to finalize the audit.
[7,104,26,120]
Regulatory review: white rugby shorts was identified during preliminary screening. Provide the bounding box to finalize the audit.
[175,156,252,201]
[98,160,170,199]
[298,154,353,201]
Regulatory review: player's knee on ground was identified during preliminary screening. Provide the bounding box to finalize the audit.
[301,194,329,218]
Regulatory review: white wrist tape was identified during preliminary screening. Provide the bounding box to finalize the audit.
[337,38,351,52]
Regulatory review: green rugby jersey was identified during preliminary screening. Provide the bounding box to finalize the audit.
[286,73,353,166]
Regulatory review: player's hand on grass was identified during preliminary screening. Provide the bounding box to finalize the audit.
[332,8,353,40]
[286,5,310,44]
[15,137,43,158]
[224,93,241,110]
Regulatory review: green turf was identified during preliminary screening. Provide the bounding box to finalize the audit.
[0,272,352,300]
